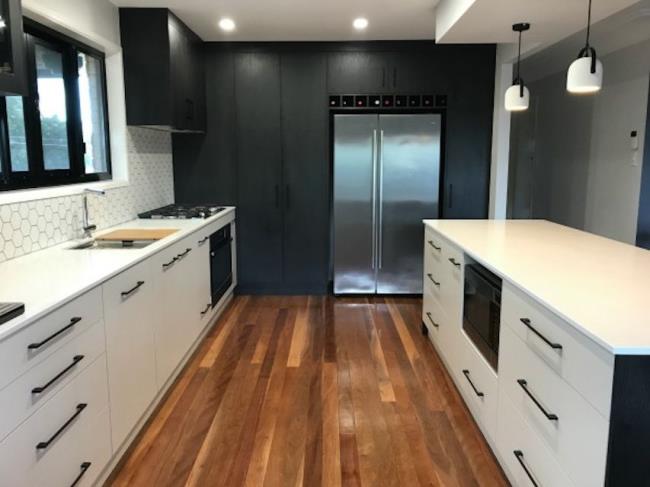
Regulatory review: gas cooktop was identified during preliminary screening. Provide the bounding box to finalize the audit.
[138,204,227,220]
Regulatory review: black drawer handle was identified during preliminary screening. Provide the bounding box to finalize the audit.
[201,303,212,316]
[514,450,540,487]
[517,379,558,421]
[427,274,440,287]
[428,240,441,251]
[32,355,85,394]
[121,281,145,298]
[28,317,82,351]
[177,248,192,259]
[448,258,461,268]
[70,462,92,487]
[520,318,563,350]
[425,312,439,328]
[198,236,209,245]
[162,256,178,269]
[462,369,484,397]
[36,403,87,450]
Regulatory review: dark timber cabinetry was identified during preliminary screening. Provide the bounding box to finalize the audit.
[119,8,206,133]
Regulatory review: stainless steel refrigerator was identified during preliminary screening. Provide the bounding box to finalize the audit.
[333,114,441,294]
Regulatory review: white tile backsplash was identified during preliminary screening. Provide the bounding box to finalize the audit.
[0,127,174,263]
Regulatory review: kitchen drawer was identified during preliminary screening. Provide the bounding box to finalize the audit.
[440,240,464,326]
[0,319,106,441]
[423,261,443,304]
[423,288,442,347]
[497,392,575,487]
[499,323,608,486]
[501,283,614,418]
[0,287,103,390]
[0,355,111,487]
[103,259,157,450]
[454,331,498,441]
[424,228,444,276]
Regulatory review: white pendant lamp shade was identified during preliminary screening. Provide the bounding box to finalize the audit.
[505,84,530,111]
[567,53,603,94]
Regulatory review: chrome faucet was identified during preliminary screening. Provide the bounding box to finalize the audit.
[82,188,106,239]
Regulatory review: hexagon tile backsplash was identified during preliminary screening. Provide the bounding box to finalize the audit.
[0,127,174,263]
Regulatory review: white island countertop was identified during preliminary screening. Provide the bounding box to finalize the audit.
[0,207,236,342]
[424,219,650,355]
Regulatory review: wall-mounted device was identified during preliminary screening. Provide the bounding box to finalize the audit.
[329,93,445,110]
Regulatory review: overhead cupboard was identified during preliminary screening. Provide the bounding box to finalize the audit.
[0,215,236,487]
[422,221,648,487]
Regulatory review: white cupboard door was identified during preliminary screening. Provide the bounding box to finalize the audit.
[103,260,157,450]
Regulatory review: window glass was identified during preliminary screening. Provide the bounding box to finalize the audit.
[6,96,28,171]
[35,43,70,170]
[77,52,108,174]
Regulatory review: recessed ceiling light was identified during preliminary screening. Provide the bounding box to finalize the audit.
[219,18,236,32]
[353,18,368,30]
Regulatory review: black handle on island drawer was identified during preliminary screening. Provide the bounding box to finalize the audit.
[448,258,461,268]
[162,256,178,269]
[70,462,92,487]
[514,450,540,487]
[121,281,145,298]
[201,303,212,316]
[428,240,441,251]
[462,369,484,397]
[28,317,82,350]
[177,248,192,259]
[427,274,440,287]
[425,312,439,328]
[36,403,87,450]
[32,355,85,394]
[517,379,558,421]
[198,236,209,245]
[520,318,563,350]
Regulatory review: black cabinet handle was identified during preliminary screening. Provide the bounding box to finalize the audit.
[462,369,484,397]
[428,240,441,251]
[162,256,178,269]
[513,450,540,487]
[32,355,84,395]
[198,236,209,245]
[70,462,92,487]
[425,312,439,328]
[520,318,563,350]
[517,379,558,421]
[36,403,87,450]
[121,281,145,299]
[176,248,192,259]
[201,303,212,316]
[427,273,440,287]
[448,258,461,268]
[28,317,82,350]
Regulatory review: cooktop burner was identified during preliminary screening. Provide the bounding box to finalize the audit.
[138,204,226,220]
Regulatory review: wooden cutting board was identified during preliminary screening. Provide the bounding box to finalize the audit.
[96,229,178,242]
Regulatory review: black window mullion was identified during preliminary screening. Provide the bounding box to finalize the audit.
[63,44,84,179]
[22,32,45,184]
[0,98,11,186]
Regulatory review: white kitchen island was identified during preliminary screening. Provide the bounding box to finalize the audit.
[422,219,650,487]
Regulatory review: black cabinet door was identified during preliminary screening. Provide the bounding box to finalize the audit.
[0,0,27,96]
[327,51,389,93]
[389,51,438,92]
[281,52,329,293]
[235,52,284,291]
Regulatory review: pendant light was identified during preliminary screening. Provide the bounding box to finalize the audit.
[505,23,531,112]
[567,0,603,94]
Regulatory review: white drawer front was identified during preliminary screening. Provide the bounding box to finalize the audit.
[0,319,106,441]
[0,287,103,390]
[422,288,441,345]
[501,283,614,418]
[0,355,110,487]
[440,240,464,326]
[497,392,575,487]
[454,332,498,441]
[499,323,609,486]
[424,228,444,277]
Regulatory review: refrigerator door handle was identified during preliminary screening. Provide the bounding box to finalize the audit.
[371,129,378,270]
[378,129,385,269]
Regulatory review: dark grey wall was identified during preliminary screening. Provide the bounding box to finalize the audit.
[172,41,496,293]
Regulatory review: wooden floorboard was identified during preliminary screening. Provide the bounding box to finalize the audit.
[107,295,509,487]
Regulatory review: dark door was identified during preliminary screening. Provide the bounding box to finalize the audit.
[235,52,283,291]
[168,15,190,130]
[327,51,389,93]
[388,51,437,92]
[281,52,329,293]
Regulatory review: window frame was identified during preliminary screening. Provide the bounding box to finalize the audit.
[0,18,112,192]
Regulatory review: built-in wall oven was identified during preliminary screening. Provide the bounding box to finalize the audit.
[463,263,502,371]
[210,224,233,306]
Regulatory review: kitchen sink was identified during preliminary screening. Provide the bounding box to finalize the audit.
[67,239,155,250]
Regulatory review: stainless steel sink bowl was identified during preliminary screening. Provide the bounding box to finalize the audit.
[67,239,155,250]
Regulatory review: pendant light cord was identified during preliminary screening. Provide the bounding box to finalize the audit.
[516,30,522,81]
[585,0,592,48]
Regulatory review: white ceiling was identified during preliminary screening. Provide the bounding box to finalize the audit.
[109,0,440,42]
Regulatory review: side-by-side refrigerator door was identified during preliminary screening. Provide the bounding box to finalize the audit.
[376,114,441,294]
[333,114,379,294]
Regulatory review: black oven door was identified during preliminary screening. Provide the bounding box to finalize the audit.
[210,224,233,306]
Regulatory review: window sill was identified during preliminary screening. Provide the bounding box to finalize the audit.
[0,179,129,206]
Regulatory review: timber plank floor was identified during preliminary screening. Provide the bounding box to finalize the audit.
[107,296,508,487]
